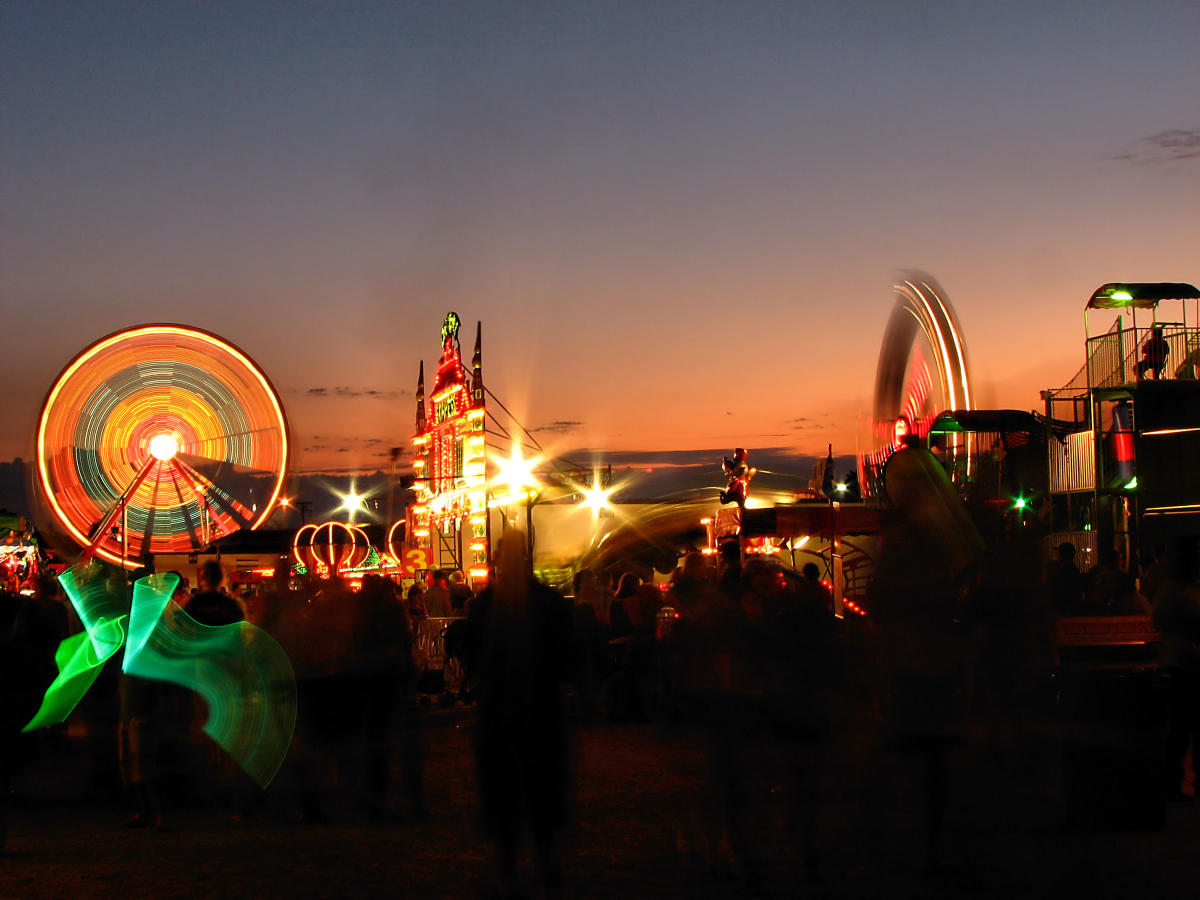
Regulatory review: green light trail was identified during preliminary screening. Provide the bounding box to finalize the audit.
[23,567,296,789]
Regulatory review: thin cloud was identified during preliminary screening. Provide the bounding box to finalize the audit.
[1115,128,1200,163]
[298,386,406,399]
[530,419,583,434]
[304,436,394,453]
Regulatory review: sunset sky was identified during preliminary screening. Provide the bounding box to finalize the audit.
[3,1,1198,477]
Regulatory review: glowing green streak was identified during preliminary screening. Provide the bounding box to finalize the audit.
[124,572,174,664]
[123,575,297,788]
[22,566,130,732]
[23,567,297,789]
[22,615,126,732]
[60,566,130,657]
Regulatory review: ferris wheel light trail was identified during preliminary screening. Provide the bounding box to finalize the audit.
[37,325,289,567]
[866,272,975,494]
[149,434,179,461]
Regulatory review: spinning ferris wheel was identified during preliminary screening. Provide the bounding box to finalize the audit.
[863,272,974,493]
[36,325,289,568]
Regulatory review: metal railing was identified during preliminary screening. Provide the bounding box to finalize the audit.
[1049,430,1096,493]
[1085,323,1200,388]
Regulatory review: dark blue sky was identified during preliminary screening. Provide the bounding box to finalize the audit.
[4,1,1198,472]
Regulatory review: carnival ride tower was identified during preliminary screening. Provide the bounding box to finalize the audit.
[1042,282,1200,568]
[410,313,489,588]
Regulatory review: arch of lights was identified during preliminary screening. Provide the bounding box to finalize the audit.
[293,520,371,574]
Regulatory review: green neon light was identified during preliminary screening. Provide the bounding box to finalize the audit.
[1014,497,1027,510]
[1110,290,1133,301]
[23,566,297,789]
[22,615,126,732]
[123,574,297,789]
[1125,476,1138,490]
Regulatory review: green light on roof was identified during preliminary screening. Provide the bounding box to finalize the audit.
[1111,290,1133,301]
[1125,476,1138,490]
[1014,497,1027,510]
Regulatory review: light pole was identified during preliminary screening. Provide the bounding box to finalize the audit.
[489,444,542,571]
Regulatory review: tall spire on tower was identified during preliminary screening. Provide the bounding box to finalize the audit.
[471,321,484,407]
[415,360,426,433]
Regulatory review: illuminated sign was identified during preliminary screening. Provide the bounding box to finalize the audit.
[410,313,489,585]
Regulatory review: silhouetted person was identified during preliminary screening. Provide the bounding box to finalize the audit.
[1135,325,1169,380]
[447,570,473,614]
[1,588,60,853]
[406,583,427,620]
[797,562,834,616]
[425,570,450,618]
[467,532,572,897]
[1048,542,1087,616]
[1175,344,1200,380]
[609,572,640,639]
[716,540,742,604]
[570,569,602,719]
[971,524,1057,821]
[183,561,244,627]
[353,575,419,820]
[1085,548,1147,615]
[669,548,749,880]
[868,442,982,869]
[666,552,710,615]
[1153,536,1200,802]
[181,561,248,817]
[603,581,662,722]
[753,559,837,887]
[1139,542,1170,608]
[118,670,170,830]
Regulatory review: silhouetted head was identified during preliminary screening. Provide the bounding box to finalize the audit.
[615,572,641,599]
[198,560,224,592]
[743,558,780,591]
[1056,542,1076,563]
[802,562,820,582]
[573,568,596,596]
[682,551,707,581]
[492,532,529,581]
